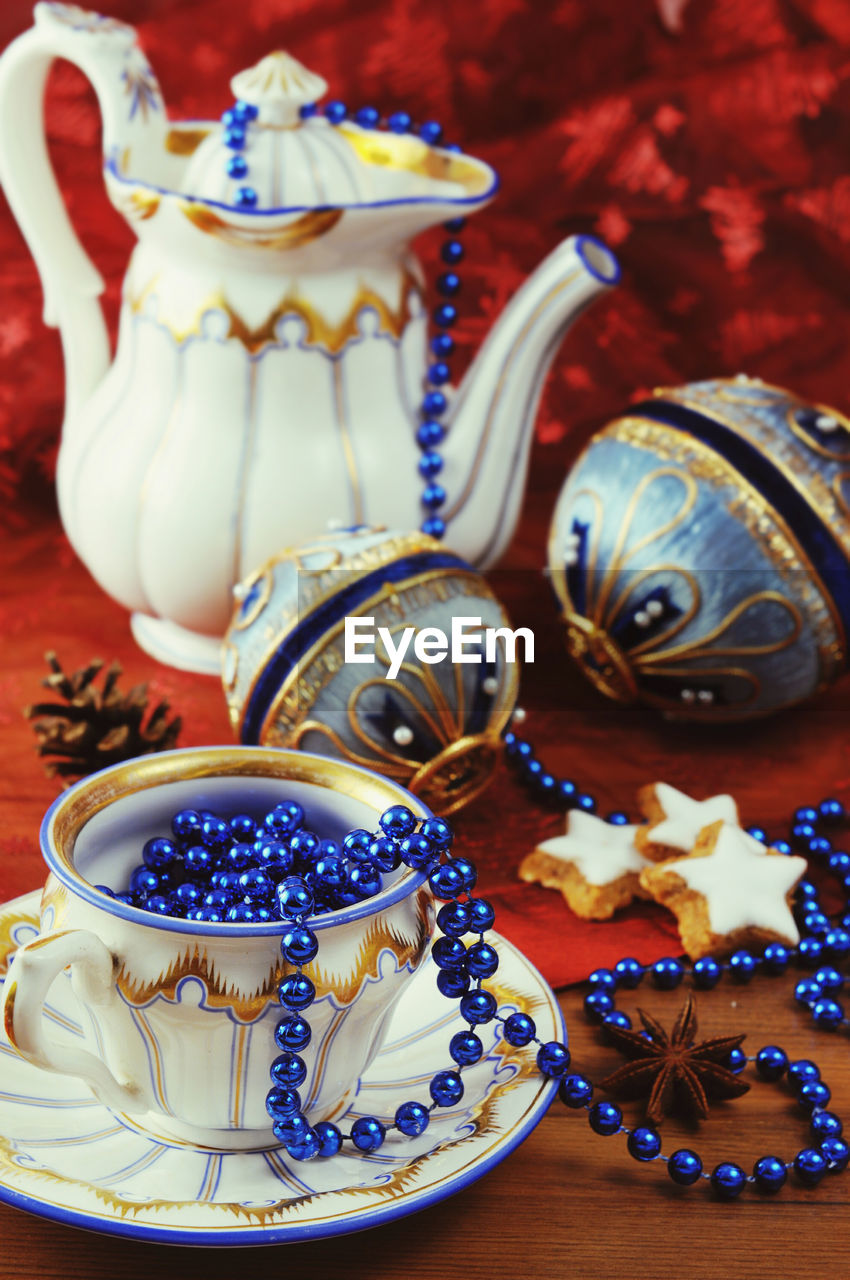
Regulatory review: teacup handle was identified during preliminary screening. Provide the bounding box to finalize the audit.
[2,929,145,1113]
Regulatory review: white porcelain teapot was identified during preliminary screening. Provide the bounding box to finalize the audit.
[0,3,620,672]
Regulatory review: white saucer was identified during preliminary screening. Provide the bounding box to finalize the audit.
[0,891,564,1246]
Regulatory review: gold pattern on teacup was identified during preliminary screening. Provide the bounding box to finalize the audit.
[0,913,39,978]
[2,982,18,1048]
[22,930,75,953]
[39,879,70,929]
[114,888,432,1021]
[308,887,432,1007]
[47,749,429,881]
[115,944,274,1022]
[0,973,541,1226]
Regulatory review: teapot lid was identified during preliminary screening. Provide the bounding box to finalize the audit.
[230,51,327,127]
[180,51,472,212]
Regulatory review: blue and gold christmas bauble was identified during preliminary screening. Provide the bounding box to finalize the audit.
[222,527,518,812]
[549,377,850,720]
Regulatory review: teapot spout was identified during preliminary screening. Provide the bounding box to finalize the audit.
[442,235,619,567]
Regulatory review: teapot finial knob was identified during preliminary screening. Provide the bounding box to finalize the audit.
[230,52,327,126]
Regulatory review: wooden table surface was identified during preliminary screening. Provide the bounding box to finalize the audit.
[4,503,850,1278]
[1,973,848,1279]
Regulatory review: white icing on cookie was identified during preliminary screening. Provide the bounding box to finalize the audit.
[662,822,805,939]
[537,811,646,886]
[648,782,740,851]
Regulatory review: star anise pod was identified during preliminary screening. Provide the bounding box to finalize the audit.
[24,651,182,787]
[599,993,749,1125]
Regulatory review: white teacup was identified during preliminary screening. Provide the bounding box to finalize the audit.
[1,747,435,1149]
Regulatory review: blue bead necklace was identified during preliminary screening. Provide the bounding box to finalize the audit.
[502,726,850,1195]
[263,800,850,1191]
[116,801,570,1160]
[116,730,850,1195]
[265,803,570,1161]
[219,94,467,541]
[574,963,849,1197]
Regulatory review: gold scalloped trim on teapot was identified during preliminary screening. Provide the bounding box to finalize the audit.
[127,267,420,355]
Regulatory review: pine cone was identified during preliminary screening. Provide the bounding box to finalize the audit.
[24,651,182,786]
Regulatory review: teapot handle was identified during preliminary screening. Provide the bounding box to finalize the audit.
[0,5,164,421]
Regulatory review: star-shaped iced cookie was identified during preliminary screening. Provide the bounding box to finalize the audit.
[639,819,806,958]
[636,782,740,862]
[519,810,650,920]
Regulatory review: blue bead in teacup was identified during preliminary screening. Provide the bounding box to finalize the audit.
[106,798,451,923]
[6,747,439,1145]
